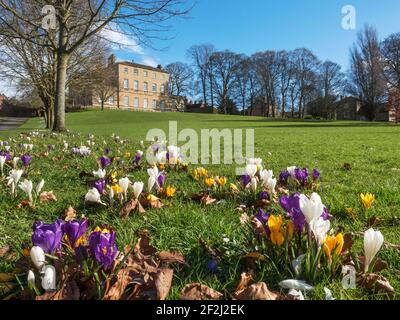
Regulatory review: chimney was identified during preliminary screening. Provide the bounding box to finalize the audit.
[157,64,162,70]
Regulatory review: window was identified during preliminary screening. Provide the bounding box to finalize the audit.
[160,100,165,109]
[134,80,139,91]
[160,84,165,94]
[144,71,148,77]
[134,97,139,108]
[124,67,128,73]
[123,96,129,106]
[143,82,148,92]
[108,96,114,104]
[152,83,157,92]
[153,72,156,79]
[152,100,157,109]
[123,79,129,90]
[134,69,139,76]
[143,99,148,109]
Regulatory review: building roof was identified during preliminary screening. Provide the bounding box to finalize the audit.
[117,61,169,74]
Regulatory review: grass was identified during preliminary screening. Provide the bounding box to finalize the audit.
[1,109,399,300]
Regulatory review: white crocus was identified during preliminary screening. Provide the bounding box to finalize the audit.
[287,166,297,178]
[36,179,45,195]
[19,179,33,203]
[27,270,36,289]
[265,177,277,193]
[132,181,144,199]
[147,166,159,178]
[250,177,258,193]
[93,168,106,179]
[7,169,23,195]
[324,287,335,300]
[363,228,384,273]
[119,177,130,199]
[41,265,56,291]
[245,164,257,178]
[259,169,273,184]
[13,157,20,169]
[167,145,180,164]
[309,217,331,246]
[288,289,305,300]
[5,145,10,151]
[148,176,156,192]
[108,186,114,203]
[0,155,6,175]
[85,188,106,205]
[279,279,314,292]
[30,246,46,270]
[299,193,325,224]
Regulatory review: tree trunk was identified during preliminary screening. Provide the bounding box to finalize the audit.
[101,100,104,111]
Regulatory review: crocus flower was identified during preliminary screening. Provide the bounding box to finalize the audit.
[268,215,285,246]
[94,179,106,194]
[280,194,306,233]
[157,172,166,189]
[7,169,23,195]
[165,186,176,198]
[323,233,344,258]
[312,169,320,180]
[217,176,227,187]
[299,193,325,224]
[250,177,257,193]
[36,179,45,195]
[279,170,290,183]
[30,246,46,270]
[134,150,143,164]
[309,217,330,246]
[41,265,56,291]
[363,228,384,273]
[93,168,106,179]
[245,164,257,178]
[88,228,118,270]
[98,156,111,169]
[242,175,251,188]
[255,209,270,235]
[85,188,106,205]
[259,191,269,201]
[260,169,273,185]
[265,177,277,193]
[62,219,89,248]
[119,177,130,199]
[32,219,64,254]
[287,166,297,179]
[132,181,144,199]
[360,193,375,210]
[148,176,156,192]
[13,157,20,168]
[19,179,33,203]
[0,155,6,175]
[205,177,215,188]
[27,270,36,290]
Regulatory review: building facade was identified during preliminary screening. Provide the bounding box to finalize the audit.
[92,57,172,112]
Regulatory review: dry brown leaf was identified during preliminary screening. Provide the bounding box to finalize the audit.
[53,280,80,300]
[234,272,253,295]
[121,199,146,218]
[64,206,77,221]
[0,273,14,282]
[251,217,267,238]
[103,268,133,300]
[234,282,280,300]
[342,233,354,254]
[135,230,157,257]
[191,193,217,206]
[277,187,290,195]
[154,268,174,300]
[158,251,186,266]
[40,191,57,203]
[253,199,271,208]
[359,274,395,295]
[35,291,57,300]
[16,199,33,209]
[367,216,384,228]
[180,283,223,300]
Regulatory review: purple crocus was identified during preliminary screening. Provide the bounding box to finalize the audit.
[74,245,89,265]
[255,209,271,235]
[279,193,306,233]
[104,148,111,155]
[94,179,106,194]
[21,154,32,167]
[294,168,309,186]
[157,172,166,188]
[88,229,118,270]
[312,169,320,181]
[242,175,251,188]
[259,191,269,201]
[279,170,290,184]
[62,219,89,248]
[0,151,11,161]
[32,219,64,254]
[207,260,219,274]
[134,154,142,164]
[98,156,111,169]
[322,207,330,220]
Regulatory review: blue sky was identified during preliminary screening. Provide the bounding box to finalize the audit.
[115,0,400,70]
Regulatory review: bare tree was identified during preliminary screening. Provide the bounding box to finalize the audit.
[165,62,193,96]
[349,25,386,120]
[381,33,400,89]
[0,0,191,131]
[276,50,295,117]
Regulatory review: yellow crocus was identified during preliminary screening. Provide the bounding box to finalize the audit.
[217,176,227,187]
[205,177,215,188]
[159,163,166,170]
[111,184,122,195]
[194,167,208,179]
[267,215,285,246]
[323,233,344,258]
[165,186,176,198]
[287,220,294,240]
[229,183,239,192]
[360,193,375,210]
[147,194,160,203]
[93,226,111,234]
[125,152,131,158]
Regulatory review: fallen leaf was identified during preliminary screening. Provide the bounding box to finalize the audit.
[0,273,14,282]
[359,274,395,295]
[103,268,133,300]
[35,291,57,300]
[120,199,146,218]
[342,233,354,254]
[234,282,280,300]
[180,283,223,300]
[251,217,267,238]
[135,230,157,257]
[40,191,57,202]
[64,206,77,221]
[253,199,271,208]
[53,280,80,300]
[234,272,253,295]
[342,163,352,170]
[367,216,384,228]
[191,193,217,206]
[158,251,186,266]
[154,268,173,300]
[16,199,33,209]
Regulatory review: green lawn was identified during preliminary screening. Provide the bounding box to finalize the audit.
[1,109,399,300]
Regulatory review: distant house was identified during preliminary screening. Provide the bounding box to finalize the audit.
[334,97,395,122]
[185,102,218,114]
